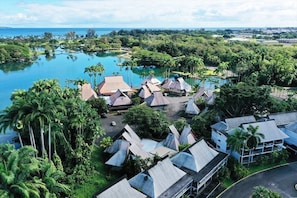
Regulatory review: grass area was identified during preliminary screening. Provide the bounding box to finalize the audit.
[246,161,288,174]
[72,146,122,198]
[221,161,288,189]
[221,178,233,188]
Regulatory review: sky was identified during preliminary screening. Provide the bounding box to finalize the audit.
[0,0,296,28]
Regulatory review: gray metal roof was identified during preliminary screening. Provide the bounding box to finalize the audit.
[163,133,180,151]
[104,139,130,154]
[129,158,186,198]
[241,120,289,142]
[268,111,297,126]
[105,149,128,167]
[171,139,218,172]
[123,124,142,143]
[96,178,147,198]
[285,121,297,133]
[211,121,228,132]
[179,125,196,145]
[185,98,200,115]
[129,144,152,160]
[169,125,180,139]
[225,115,256,130]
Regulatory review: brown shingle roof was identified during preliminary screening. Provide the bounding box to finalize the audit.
[98,76,131,96]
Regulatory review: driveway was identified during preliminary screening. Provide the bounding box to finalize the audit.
[219,163,297,198]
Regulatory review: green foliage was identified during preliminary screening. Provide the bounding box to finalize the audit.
[0,44,31,64]
[215,83,271,117]
[99,137,113,149]
[173,118,188,132]
[0,144,70,198]
[123,105,170,139]
[252,186,282,198]
[217,166,230,181]
[87,97,108,116]
[178,143,191,151]
[191,110,217,139]
[227,157,249,181]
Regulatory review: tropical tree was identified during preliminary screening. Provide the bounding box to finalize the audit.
[226,128,247,153]
[0,144,70,198]
[245,125,264,149]
[252,186,282,198]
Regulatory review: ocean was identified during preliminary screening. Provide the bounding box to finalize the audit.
[0,27,123,38]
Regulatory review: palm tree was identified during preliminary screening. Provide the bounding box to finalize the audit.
[226,128,247,153]
[245,125,264,149]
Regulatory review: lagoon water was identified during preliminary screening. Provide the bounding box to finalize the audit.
[0,28,226,144]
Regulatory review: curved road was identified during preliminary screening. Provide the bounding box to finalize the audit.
[220,163,297,198]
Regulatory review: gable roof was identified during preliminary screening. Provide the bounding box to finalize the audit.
[211,121,228,132]
[171,139,219,172]
[96,178,147,198]
[241,120,289,142]
[185,98,200,115]
[98,76,131,95]
[179,125,196,145]
[162,77,192,93]
[129,158,186,198]
[285,121,297,133]
[104,139,130,154]
[145,91,169,107]
[109,89,132,106]
[169,125,180,139]
[268,111,297,126]
[139,82,161,99]
[163,133,180,151]
[105,149,128,167]
[142,75,162,86]
[78,83,98,101]
[225,116,256,130]
[129,144,152,160]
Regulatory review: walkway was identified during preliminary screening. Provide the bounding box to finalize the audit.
[219,163,297,198]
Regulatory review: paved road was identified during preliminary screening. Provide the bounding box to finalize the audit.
[220,163,297,198]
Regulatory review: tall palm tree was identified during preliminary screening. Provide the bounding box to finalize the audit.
[226,128,247,153]
[245,125,264,149]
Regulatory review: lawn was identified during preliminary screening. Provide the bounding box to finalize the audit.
[72,146,122,198]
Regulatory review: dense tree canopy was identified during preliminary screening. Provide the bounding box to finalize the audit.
[122,105,170,139]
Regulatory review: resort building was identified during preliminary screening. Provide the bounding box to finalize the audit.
[145,91,169,110]
[109,89,132,109]
[211,116,288,164]
[161,77,192,96]
[97,76,132,96]
[139,81,161,99]
[142,74,162,86]
[185,98,200,117]
[78,83,98,101]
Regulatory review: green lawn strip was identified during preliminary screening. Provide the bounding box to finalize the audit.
[221,161,288,189]
[72,146,122,198]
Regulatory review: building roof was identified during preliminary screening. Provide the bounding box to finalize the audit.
[96,178,147,198]
[211,121,228,132]
[185,98,200,115]
[109,89,132,106]
[122,124,142,143]
[78,83,98,101]
[179,125,196,145]
[139,82,161,99]
[129,143,152,160]
[142,75,162,86]
[104,139,130,154]
[105,149,128,167]
[169,125,180,139]
[150,146,178,158]
[241,120,289,142]
[163,133,180,151]
[285,121,297,133]
[171,139,218,173]
[225,115,256,130]
[129,158,186,198]
[97,76,132,96]
[268,111,297,126]
[145,91,169,107]
[161,77,191,93]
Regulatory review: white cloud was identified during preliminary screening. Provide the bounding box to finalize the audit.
[0,0,296,27]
